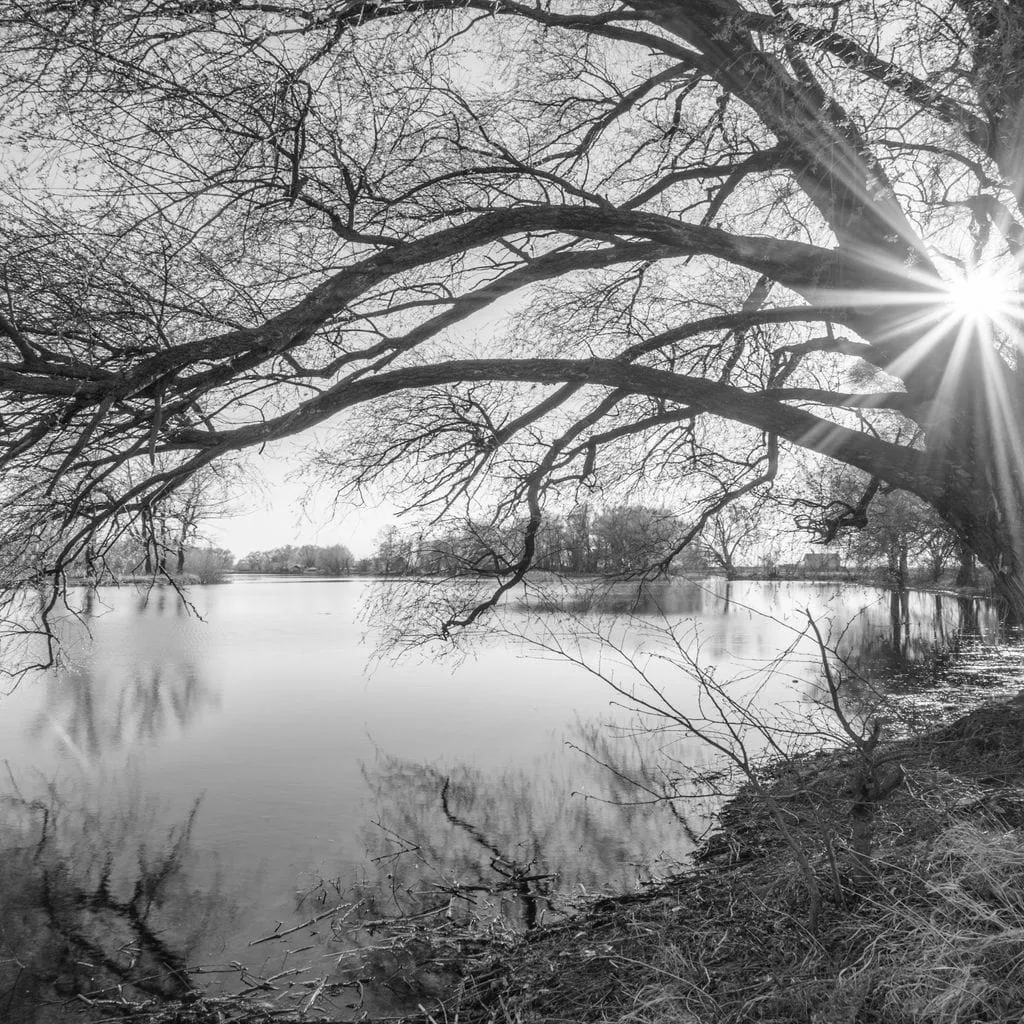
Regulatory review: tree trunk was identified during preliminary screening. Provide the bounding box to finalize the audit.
[922,354,1024,621]
[955,541,977,589]
[941,498,1024,620]
[987,562,1024,623]
[84,544,97,579]
[157,519,168,575]
[886,539,908,590]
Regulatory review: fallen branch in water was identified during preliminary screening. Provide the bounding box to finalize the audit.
[249,902,360,946]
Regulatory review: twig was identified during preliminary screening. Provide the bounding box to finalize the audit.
[249,903,353,946]
[301,975,327,1013]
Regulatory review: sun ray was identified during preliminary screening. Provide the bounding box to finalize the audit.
[940,266,1022,334]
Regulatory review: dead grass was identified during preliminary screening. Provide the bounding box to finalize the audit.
[440,696,1024,1024]
[850,823,1024,1023]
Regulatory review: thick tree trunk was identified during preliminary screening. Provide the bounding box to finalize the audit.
[985,559,1024,623]
[940,497,1024,619]
[920,352,1024,622]
[937,470,1024,620]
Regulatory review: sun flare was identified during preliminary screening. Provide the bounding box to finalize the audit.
[942,268,1018,328]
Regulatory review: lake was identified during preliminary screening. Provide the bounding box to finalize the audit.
[0,576,1016,1018]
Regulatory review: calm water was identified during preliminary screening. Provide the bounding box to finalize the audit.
[0,576,1013,1017]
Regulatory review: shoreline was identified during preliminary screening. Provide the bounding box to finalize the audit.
[65,689,1024,1024]
[440,692,1024,1023]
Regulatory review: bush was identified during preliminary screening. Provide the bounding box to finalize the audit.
[180,546,233,583]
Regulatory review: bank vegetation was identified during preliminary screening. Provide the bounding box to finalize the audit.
[20,685,1018,1024]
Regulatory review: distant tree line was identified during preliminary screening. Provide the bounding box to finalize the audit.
[367,505,706,577]
[236,505,703,578]
[235,543,355,575]
[238,490,977,587]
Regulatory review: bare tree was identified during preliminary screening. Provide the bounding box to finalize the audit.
[700,502,762,580]
[591,505,683,573]
[797,463,963,587]
[165,468,235,575]
[2,1,1024,651]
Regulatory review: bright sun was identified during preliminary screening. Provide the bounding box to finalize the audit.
[942,268,1018,328]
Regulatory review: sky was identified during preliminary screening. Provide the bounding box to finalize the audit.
[201,437,398,559]
[200,292,527,559]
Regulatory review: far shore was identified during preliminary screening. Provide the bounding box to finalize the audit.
[168,564,998,597]
[62,567,995,602]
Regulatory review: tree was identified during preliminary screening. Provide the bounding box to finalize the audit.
[315,543,355,575]
[797,463,964,587]
[700,503,762,580]
[160,467,235,575]
[3,1,1024,650]
[592,505,683,573]
[373,526,413,575]
[850,490,925,589]
[564,505,595,575]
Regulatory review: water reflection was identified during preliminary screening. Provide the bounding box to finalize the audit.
[30,588,219,761]
[501,579,1020,770]
[520,579,712,618]
[522,577,1003,686]
[290,719,716,1011]
[0,779,225,1022]
[0,577,1017,1018]
[32,660,215,760]
[354,721,711,923]
[828,589,1002,691]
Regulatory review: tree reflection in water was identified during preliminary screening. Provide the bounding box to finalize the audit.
[527,578,1013,733]
[831,588,993,678]
[512,578,711,619]
[0,780,224,1023]
[347,720,714,929]
[28,588,219,761]
[822,589,1020,727]
[293,721,715,1010]
[2,578,1016,1018]
[31,661,214,760]
[342,581,1014,941]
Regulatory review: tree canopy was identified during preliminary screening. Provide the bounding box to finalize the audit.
[3,0,1024,646]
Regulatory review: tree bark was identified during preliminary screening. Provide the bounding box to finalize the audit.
[926,359,1024,619]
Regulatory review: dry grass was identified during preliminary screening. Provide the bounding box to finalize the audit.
[852,823,1024,1023]
[440,697,1024,1024]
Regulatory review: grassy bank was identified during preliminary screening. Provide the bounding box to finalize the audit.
[442,696,1024,1024]
[65,693,1024,1024]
